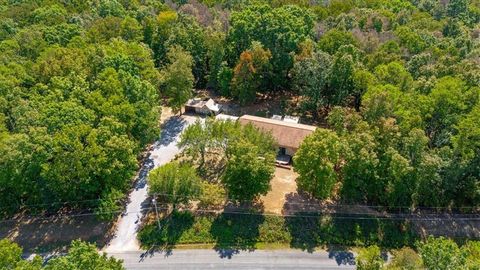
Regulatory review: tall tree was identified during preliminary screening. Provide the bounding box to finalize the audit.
[161,46,194,113]
[227,4,313,88]
[293,128,343,199]
[291,51,332,113]
[231,42,272,105]
[328,53,355,106]
[222,139,275,201]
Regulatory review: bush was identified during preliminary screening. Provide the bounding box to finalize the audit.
[356,245,384,270]
[418,236,465,270]
[386,247,423,270]
[198,182,226,209]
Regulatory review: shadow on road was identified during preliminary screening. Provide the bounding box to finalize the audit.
[134,116,187,191]
[158,116,186,146]
[327,246,355,266]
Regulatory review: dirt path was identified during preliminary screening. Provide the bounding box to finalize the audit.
[261,168,298,214]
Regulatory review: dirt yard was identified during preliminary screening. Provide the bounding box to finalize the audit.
[0,216,111,253]
[261,167,298,214]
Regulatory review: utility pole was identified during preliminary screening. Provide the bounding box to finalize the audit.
[152,194,161,231]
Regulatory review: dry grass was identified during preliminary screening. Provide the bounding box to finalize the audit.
[260,167,298,214]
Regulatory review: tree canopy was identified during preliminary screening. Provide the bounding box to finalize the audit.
[0,239,123,270]
[1,0,480,234]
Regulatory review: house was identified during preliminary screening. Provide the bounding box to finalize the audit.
[238,115,316,165]
[185,98,221,115]
[215,113,239,121]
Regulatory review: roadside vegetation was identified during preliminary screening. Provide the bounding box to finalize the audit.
[138,212,416,250]
[1,0,478,218]
[0,239,124,270]
[1,0,480,267]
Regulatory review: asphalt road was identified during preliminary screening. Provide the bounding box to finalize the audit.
[110,249,356,270]
[105,115,197,253]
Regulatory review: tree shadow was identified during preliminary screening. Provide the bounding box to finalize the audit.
[282,192,326,215]
[327,246,356,266]
[284,211,418,253]
[135,155,154,190]
[210,212,265,259]
[284,213,323,253]
[158,116,186,146]
[137,211,195,255]
[1,215,110,253]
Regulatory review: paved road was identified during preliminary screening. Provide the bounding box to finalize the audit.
[105,115,197,253]
[110,249,356,270]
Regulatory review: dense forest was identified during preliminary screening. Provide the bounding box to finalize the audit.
[0,0,479,217]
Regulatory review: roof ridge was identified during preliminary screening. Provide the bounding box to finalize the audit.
[239,115,317,131]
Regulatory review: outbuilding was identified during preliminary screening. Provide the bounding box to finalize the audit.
[185,98,221,115]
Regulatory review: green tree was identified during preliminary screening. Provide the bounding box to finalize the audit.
[294,128,343,199]
[341,130,380,203]
[426,76,468,147]
[0,239,42,270]
[198,182,226,209]
[95,189,124,221]
[217,62,233,96]
[206,28,226,89]
[395,26,426,54]
[447,0,469,18]
[227,4,313,88]
[222,139,275,201]
[374,61,413,92]
[418,236,466,270]
[453,104,480,161]
[291,51,332,113]
[164,15,207,87]
[318,29,357,55]
[161,46,194,113]
[45,240,124,270]
[356,245,384,270]
[31,5,68,26]
[462,241,480,270]
[97,0,126,18]
[0,239,22,269]
[352,69,376,111]
[328,53,355,106]
[178,119,214,169]
[148,161,202,206]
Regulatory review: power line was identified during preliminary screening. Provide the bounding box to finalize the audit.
[0,198,118,210]
[2,203,480,224]
[3,191,480,216]
[149,192,480,210]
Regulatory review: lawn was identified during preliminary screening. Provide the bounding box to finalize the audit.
[138,211,418,252]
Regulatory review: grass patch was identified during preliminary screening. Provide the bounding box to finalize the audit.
[138,211,419,251]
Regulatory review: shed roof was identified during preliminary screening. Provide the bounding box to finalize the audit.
[185,98,207,108]
[239,115,316,149]
[185,98,220,112]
